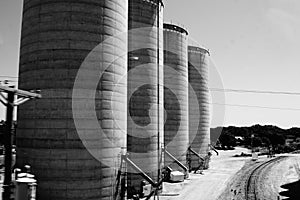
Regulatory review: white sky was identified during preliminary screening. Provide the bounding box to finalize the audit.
[164,0,300,128]
[0,0,300,128]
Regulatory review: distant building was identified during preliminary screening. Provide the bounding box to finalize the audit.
[285,135,300,146]
[235,136,244,140]
[285,138,294,146]
[235,136,244,145]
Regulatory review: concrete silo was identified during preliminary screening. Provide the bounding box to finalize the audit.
[127,0,164,196]
[17,0,128,199]
[188,45,211,170]
[163,23,189,173]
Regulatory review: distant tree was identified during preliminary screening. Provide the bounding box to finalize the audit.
[218,132,236,149]
[252,137,263,147]
[243,136,252,148]
[270,134,285,146]
[211,124,299,152]
[261,137,271,147]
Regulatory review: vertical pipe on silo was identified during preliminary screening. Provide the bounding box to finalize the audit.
[163,24,189,173]
[127,0,164,196]
[17,1,128,199]
[188,45,210,170]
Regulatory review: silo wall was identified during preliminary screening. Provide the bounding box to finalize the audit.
[17,1,128,199]
[188,45,210,170]
[163,23,189,173]
[127,0,164,196]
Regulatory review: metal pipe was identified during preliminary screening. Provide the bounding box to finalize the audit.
[123,155,156,187]
[144,169,166,200]
[162,148,189,177]
[188,147,205,161]
[114,159,123,200]
[120,152,167,200]
[209,144,219,156]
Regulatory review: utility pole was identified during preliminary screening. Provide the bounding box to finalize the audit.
[0,84,41,200]
[2,90,14,200]
[251,134,254,153]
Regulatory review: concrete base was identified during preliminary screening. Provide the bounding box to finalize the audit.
[169,171,185,182]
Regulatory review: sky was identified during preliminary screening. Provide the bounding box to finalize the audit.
[0,0,300,128]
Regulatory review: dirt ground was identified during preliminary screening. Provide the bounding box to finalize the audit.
[160,147,251,200]
[263,154,300,200]
[217,153,300,200]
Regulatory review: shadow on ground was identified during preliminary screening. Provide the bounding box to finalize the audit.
[280,179,300,199]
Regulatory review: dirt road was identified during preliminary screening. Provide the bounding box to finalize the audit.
[218,154,300,200]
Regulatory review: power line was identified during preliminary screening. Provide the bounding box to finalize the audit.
[211,102,300,111]
[0,76,18,79]
[2,78,300,96]
[210,88,300,96]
